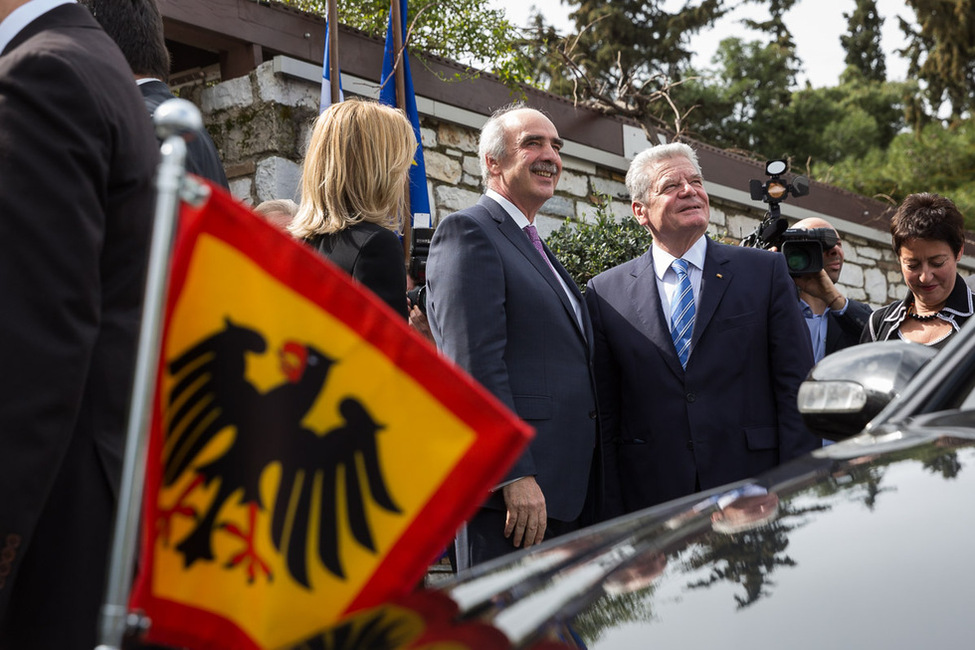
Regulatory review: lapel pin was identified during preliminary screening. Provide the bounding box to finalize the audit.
[716,273,724,279]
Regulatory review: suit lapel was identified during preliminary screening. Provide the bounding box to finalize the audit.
[629,251,685,378]
[693,239,732,348]
[486,198,587,341]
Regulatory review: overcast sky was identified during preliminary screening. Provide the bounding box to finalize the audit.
[489,0,915,88]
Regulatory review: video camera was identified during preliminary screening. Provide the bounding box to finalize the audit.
[406,227,434,314]
[740,160,829,275]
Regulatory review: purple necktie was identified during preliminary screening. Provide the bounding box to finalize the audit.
[524,224,557,275]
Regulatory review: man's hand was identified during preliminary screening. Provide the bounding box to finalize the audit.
[408,305,435,344]
[795,270,846,310]
[502,476,546,549]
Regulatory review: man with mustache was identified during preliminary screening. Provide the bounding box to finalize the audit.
[426,104,599,566]
[789,217,871,363]
[585,143,819,517]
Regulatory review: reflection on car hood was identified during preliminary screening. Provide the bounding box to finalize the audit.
[431,426,975,649]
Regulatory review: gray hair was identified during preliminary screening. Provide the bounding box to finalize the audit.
[478,102,530,186]
[254,198,299,218]
[625,142,702,203]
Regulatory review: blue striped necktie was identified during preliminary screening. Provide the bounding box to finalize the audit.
[670,258,695,368]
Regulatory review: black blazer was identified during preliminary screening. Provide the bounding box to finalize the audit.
[0,5,157,647]
[826,298,872,356]
[140,79,229,189]
[308,221,409,319]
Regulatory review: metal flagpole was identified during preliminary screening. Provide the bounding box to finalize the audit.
[391,0,413,263]
[327,0,341,105]
[95,98,208,650]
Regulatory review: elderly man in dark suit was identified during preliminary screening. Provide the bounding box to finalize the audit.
[81,0,229,189]
[585,143,819,518]
[0,0,157,646]
[426,104,599,567]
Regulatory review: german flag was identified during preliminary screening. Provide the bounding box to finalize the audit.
[129,182,532,649]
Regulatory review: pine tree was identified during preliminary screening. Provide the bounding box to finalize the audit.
[564,0,726,116]
[841,0,887,82]
[903,0,975,123]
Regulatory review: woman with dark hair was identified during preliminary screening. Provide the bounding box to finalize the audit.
[862,192,974,348]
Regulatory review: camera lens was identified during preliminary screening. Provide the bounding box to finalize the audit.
[786,248,812,273]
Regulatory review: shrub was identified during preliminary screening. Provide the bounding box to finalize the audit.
[548,193,651,292]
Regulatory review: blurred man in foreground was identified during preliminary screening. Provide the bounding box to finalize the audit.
[0,0,156,646]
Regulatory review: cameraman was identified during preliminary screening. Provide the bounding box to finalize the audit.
[790,218,871,363]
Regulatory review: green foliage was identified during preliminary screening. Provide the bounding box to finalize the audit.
[547,194,651,292]
[902,0,975,124]
[561,0,726,123]
[277,0,535,87]
[841,0,887,82]
[818,120,975,229]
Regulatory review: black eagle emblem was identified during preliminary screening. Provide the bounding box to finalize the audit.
[159,318,401,587]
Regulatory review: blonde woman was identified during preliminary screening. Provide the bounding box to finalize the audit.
[290,99,416,318]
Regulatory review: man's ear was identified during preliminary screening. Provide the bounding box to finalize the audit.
[632,200,649,227]
[485,155,500,175]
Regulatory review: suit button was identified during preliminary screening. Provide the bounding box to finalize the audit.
[686,392,696,403]
[687,440,695,450]
[589,410,597,420]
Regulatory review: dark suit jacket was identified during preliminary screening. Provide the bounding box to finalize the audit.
[586,240,818,518]
[140,79,229,189]
[826,297,872,356]
[308,221,409,319]
[0,5,157,647]
[426,196,598,523]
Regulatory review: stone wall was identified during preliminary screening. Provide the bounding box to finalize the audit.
[188,60,908,309]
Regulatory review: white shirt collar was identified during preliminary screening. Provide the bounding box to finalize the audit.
[485,188,531,230]
[0,0,74,55]
[652,234,708,279]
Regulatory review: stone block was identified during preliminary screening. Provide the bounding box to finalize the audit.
[709,205,727,227]
[558,170,589,198]
[863,267,887,305]
[840,262,864,288]
[425,151,462,184]
[858,245,882,260]
[843,244,863,265]
[539,195,575,219]
[202,76,254,113]
[535,214,567,239]
[255,63,318,110]
[576,202,598,223]
[462,155,481,178]
[591,177,628,201]
[610,201,632,222]
[437,123,478,152]
[230,176,254,204]
[435,185,482,213]
[255,156,301,204]
[846,287,867,302]
[420,126,437,149]
[210,103,312,163]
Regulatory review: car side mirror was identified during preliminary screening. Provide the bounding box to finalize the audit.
[797,341,937,441]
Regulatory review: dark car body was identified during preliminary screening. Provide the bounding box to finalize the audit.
[404,321,975,649]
